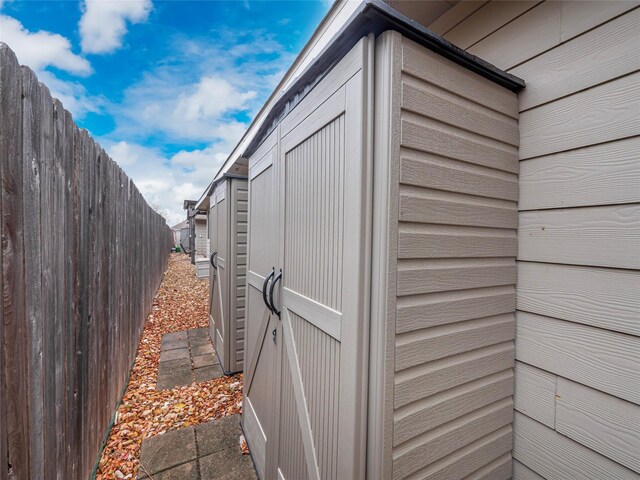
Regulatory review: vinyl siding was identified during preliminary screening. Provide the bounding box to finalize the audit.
[383,33,520,479]
[232,180,248,370]
[430,1,640,476]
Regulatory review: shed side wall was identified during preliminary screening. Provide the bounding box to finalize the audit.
[386,33,520,480]
[430,1,640,477]
[232,178,248,370]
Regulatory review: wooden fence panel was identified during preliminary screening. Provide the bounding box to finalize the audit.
[0,46,9,480]
[0,43,173,480]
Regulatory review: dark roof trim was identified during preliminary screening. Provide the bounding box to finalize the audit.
[243,0,524,157]
[183,199,197,210]
[222,173,249,180]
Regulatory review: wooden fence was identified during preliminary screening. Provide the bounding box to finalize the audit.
[0,44,173,479]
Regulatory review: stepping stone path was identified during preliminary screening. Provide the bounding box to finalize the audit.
[157,328,224,389]
[137,414,256,480]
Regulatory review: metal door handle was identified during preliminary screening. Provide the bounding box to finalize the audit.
[262,268,275,313]
[210,251,218,269]
[269,269,283,318]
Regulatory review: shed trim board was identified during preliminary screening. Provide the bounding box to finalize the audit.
[208,176,247,374]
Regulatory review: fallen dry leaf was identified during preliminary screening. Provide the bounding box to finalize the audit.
[96,254,244,479]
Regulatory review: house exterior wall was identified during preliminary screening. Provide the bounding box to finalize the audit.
[429,2,640,477]
[372,31,520,479]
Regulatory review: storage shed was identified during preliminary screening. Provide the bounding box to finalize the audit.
[196,0,639,478]
[183,199,208,264]
[208,175,249,374]
[239,2,523,478]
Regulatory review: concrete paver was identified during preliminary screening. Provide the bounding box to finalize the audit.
[160,348,191,362]
[194,365,224,383]
[137,460,198,480]
[162,338,189,351]
[189,336,211,346]
[139,427,197,474]
[191,343,215,356]
[195,416,241,456]
[156,370,193,390]
[192,354,217,369]
[188,327,209,339]
[138,415,256,480]
[163,331,188,342]
[199,449,257,480]
[156,329,225,390]
[158,358,191,375]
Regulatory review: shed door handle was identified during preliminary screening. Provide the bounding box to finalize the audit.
[210,251,218,269]
[262,268,275,313]
[269,269,283,318]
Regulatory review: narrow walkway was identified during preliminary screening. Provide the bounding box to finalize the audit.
[137,414,256,480]
[157,328,223,389]
[97,255,246,480]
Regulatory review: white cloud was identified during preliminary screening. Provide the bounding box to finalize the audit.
[120,74,254,143]
[0,14,103,119]
[102,30,295,221]
[111,31,291,146]
[79,0,152,54]
[0,15,92,75]
[174,76,256,123]
[105,141,228,225]
[37,71,104,119]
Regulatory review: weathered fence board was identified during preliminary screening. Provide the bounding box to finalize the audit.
[1,42,30,480]
[0,43,172,480]
[21,65,45,480]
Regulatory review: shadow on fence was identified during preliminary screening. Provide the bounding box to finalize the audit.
[0,43,173,479]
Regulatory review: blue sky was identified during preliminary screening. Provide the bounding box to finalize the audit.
[0,0,331,223]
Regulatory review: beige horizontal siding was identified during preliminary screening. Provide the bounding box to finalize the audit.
[467,1,638,71]
[512,459,544,480]
[513,362,556,429]
[519,138,640,210]
[445,1,540,50]
[517,262,640,336]
[516,312,640,405]
[511,8,640,111]
[430,2,640,477]
[556,378,640,472]
[518,72,640,160]
[513,412,638,479]
[390,35,519,479]
[518,204,639,269]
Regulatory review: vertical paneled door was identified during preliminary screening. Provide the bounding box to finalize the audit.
[243,37,372,480]
[209,182,229,366]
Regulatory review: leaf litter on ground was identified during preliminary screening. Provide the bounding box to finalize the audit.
[96,254,244,480]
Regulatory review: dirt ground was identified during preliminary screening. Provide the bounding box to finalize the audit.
[96,254,243,480]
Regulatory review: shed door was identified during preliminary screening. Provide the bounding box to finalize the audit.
[208,198,218,340]
[244,37,370,480]
[273,41,370,480]
[215,186,229,364]
[244,130,280,479]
